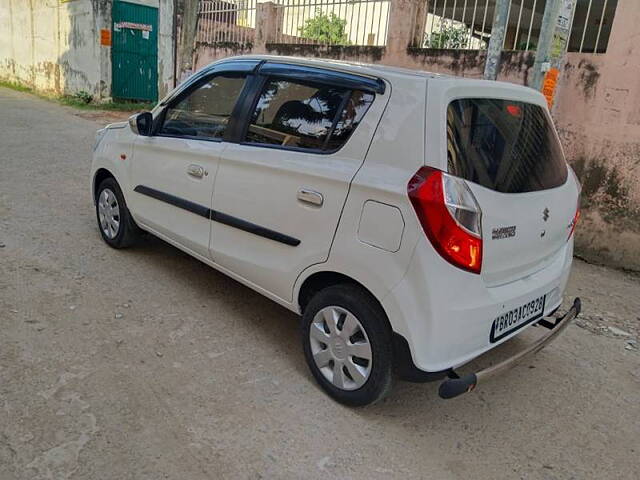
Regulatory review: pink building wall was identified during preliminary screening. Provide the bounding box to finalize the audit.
[553,0,640,270]
[190,0,640,271]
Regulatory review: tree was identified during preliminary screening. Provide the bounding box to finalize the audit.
[299,10,349,45]
[427,24,469,49]
[516,40,537,51]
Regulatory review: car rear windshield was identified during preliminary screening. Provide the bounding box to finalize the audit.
[446,98,568,193]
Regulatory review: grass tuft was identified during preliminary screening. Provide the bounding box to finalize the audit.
[0,79,33,93]
[0,79,154,112]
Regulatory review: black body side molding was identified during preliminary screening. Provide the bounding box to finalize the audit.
[134,185,210,219]
[133,185,301,247]
[211,210,300,246]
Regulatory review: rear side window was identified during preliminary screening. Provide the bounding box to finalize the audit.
[160,74,246,139]
[326,91,375,151]
[244,78,373,152]
[446,98,568,193]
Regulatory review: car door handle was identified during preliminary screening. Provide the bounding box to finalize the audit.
[297,188,323,206]
[187,164,205,179]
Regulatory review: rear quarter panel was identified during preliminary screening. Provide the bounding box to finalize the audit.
[294,74,427,315]
[384,78,576,371]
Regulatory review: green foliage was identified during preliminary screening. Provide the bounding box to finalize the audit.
[427,25,469,49]
[1,78,153,112]
[73,90,93,104]
[516,40,537,51]
[60,95,154,112]
[0,79,33,93]
[99,101,155,111]
[299,9,350,45]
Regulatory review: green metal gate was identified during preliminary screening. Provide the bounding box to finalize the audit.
[111,0,158,102]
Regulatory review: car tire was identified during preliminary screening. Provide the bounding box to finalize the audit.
[95,177,141,249]
[302,284,393,406]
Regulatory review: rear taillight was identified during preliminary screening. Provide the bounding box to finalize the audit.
[568,204,580,240]
[408,167,483,274]
[568,167,581,240]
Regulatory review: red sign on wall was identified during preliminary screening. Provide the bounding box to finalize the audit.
[542,68,560,109]
[100,29,111,47]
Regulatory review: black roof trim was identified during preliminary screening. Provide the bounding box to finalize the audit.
[258,62,386,94]
[159,60,260,106]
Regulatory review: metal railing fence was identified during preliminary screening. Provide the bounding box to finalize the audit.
[417,0,617,53]
[194,0,617,54]
[273,0,391,46]
[570,0,616,53]
[197,0,257,45]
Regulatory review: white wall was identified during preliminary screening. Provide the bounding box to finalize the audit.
[157,0,175,98]
[0,0,102,96]
[0,0,174,100]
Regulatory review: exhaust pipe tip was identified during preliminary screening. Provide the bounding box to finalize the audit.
[438,373,478,399]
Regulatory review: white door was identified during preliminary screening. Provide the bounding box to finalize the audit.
[209,74,383,302]
[127,72,250,257]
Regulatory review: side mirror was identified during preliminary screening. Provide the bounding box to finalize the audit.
[128,111,153,136]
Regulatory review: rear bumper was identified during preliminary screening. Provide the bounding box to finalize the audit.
[438,297,581,398]
[382,236,574,373]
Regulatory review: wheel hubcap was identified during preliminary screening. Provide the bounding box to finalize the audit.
[98,188,120,239]
[309,306,372,391]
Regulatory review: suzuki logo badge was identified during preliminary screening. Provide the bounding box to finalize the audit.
[543,207,550,222]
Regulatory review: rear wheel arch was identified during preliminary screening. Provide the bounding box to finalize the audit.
[297,270,446,385]
[297,271,390,327]
[301,283,394,405]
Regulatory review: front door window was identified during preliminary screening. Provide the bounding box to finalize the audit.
[159,74,247,140]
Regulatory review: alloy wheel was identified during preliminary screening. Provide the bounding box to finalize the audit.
[309,306,372,390]
[98,188,120,239]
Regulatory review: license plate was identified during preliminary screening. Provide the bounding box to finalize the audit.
[490,294,547,343]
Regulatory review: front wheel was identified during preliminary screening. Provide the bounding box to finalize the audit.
[302,284,393,406]
[95,177,141,248]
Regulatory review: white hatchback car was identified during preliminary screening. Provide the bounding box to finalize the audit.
[91,56,581,406]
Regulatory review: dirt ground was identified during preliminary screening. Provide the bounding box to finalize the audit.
[1,87,639,480]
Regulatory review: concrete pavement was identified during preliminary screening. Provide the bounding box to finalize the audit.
[1,87,639,480]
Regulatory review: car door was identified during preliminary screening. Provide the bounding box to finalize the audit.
[127,62,255,257]
[209,63,388,302]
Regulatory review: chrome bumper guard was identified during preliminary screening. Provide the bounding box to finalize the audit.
[439,298,581,400]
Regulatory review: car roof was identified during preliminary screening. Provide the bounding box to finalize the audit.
[212,55,446,82]
[194,55,546,108]
[210,55,540,98]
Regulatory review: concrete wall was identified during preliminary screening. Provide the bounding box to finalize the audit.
[0,0,175,100]
[553,0,640,270]
[0,0,106,96]
[191,0,535,86]
[187,0,640,270]
[155,0,176,98]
